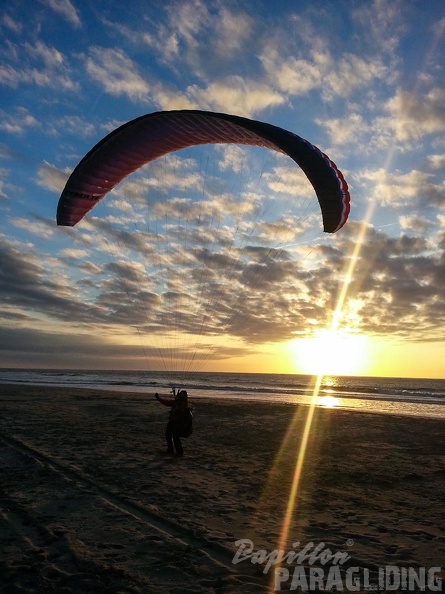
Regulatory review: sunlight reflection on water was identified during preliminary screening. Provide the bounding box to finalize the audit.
[316,396,445,419]
[317,395,340,408]
[210,393,445,419]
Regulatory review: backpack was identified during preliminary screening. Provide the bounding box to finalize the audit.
[178,406,193,438]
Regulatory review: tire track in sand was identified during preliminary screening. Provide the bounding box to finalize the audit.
[0,431,236,572]
[0,487,146,592]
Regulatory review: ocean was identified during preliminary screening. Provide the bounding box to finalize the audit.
[1,368,445,419]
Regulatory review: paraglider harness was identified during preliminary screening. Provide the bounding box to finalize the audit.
[176,389,193,438]
[167,388,193,438]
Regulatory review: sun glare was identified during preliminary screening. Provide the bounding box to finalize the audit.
[291,330,368,376]
[318,394,340,408]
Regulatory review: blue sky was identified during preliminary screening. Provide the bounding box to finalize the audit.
[1,0,445,377]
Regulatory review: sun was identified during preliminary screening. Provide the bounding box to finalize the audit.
[290,330,369,376]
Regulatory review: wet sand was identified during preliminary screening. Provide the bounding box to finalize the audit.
[1,384,444,592]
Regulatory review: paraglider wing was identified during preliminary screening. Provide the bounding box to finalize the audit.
[57,110,350,232]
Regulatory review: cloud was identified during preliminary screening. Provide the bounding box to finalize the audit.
[99,1,388,117]
[84,47,150,101]
[427,154,445,171]
[399,214,436,235]
[0,108,40,135]
[433,16,445,36]
[2,0,445,370]
[260,47,323,96]
[0,40,78,91]
[212,7,254,57]
[148,76,285,116]
[2,207,445,366]
[44,115,96,139]
[264,164,316,198]
[259,42,388,102]
[383,88,445,142]
[351,0,406,56]
[103,2,280,115]
[317,113,369,147]
[322,54,388,100]
[0,238,98,326]
[0,325,149,369]
[36,161,70,193]
[69,207,341,345]
[357,168,445,209]
[60,248,89,259]
[37,0,81,28]
[147,87,198,111]
[185,77,284,117]
[335,223,445,341]
[34,140,350,349]
[1,13,22,34]
[142,1,255,78]
[0,323,256,368]
[25,40,64,68]
[0,177,8,200]
[9,216,55,239]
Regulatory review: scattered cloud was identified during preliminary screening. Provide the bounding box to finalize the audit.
[0,39,78,91]
[383,88,445,142]
[357,168,445,209]
[1,0,445,373]
[185,77,285,117]
[84,47,150,102]
[37,0,81,28]
[36,162,70,193]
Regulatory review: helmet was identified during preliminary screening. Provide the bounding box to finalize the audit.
[177,390,188,399]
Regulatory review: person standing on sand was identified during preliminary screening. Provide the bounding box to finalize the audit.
[155,389,191,457]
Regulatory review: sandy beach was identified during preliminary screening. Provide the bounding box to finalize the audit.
[1,384,444,593]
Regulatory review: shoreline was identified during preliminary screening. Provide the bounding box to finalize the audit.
[1,384,445,592]
[2,379,445,420]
